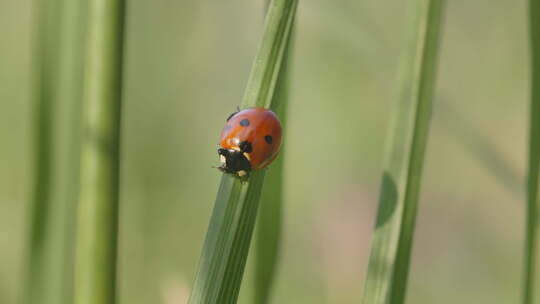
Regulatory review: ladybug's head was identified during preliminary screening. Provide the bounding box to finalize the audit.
[217,145,252,177]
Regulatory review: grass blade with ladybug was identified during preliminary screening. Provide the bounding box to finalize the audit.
[187,0,297,304]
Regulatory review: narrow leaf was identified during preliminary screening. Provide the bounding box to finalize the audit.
[51,0,87,303]
[254,28,293,304]
[361,1,445,304]
[74,0,126,304]
[523,1,540,303]
[23,0,61,303]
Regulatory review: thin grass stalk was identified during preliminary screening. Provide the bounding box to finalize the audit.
[53,0,86,302]
[74,0,126,303]
[23,0,61,303]
[254,30,292,304]
[524,2,540,303]
[187,1,297,303]
[361,1,444,304]
[253,1,292,303]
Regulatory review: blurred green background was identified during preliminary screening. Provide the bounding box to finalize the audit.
[0,0,531,303]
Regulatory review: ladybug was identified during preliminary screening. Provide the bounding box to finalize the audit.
[217,107,282,177]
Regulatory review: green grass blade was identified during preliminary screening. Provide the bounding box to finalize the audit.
[74,0,126,303]
[242,0,297,109]
[189,173,266,303]
[24,0,85,303]
[53,0,86,303]
[361,1,445,304]
[254,27,293,304]
[23,0,61,303]
[524,1,540,303]
[188,1,297,303]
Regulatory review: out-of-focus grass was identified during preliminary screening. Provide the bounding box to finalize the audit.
[74,0,126,304]
[24,0,60,303]
[524,1,540,303]
[22,0,85,303]
[46,0,86,303]
[362,0,444,303]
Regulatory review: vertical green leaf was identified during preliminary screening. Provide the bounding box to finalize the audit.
[187,1,297,304]
[53,0,86,303]
[524,1,540,303]
[254,1,292,303]
[24,0,86,303]
[242,0,297,110]
[23,0,61,303]
[254,29,293,304]
[74,0,126,304]
[361,1,445,304]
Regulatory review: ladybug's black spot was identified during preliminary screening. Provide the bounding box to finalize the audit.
[240,119,250,127]
[264,135,273,144]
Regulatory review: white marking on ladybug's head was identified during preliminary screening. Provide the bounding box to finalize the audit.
[238,170,247,177]
[220,155,226,163]
[243,152,251,161]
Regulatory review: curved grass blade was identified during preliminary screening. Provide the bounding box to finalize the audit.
[74,0,126,303]
[523,2,540,303]
[361,1,445,304]
[187,1,297,303]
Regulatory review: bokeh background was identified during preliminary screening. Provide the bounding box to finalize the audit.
[0,0,531,303]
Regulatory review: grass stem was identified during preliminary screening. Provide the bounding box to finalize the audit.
[361,1,445,303]
[74,0,126,303]
[523,1,540,303]
[23,0,60,302]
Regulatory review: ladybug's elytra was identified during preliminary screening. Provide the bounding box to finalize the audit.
[217,107,282,177]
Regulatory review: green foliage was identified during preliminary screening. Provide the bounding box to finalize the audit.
[24,0,61,303]
[188,1,297,303]
[361,1,445,303]
[74,1,126,304]
[254,33,292,304]
[524,1,540,303]
[24,0,85,303]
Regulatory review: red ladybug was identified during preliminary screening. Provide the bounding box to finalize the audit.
[217,107,282,177]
